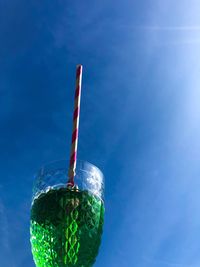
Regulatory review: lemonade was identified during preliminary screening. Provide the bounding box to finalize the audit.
[30,187,104,267]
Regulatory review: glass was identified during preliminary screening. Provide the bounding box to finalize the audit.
[30,160,105,267]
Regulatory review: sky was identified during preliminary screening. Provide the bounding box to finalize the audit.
[1,0,200,266]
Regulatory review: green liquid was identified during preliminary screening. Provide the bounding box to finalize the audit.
[30,187,104,267]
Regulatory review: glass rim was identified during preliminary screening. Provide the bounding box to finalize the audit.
[37,159,104,178]
[32,159,105,203]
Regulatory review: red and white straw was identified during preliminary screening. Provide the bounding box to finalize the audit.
[67,65,83,186]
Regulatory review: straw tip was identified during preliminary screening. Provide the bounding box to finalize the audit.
[76,64,83,69]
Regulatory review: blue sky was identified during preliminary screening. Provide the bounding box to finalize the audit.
[1,1,200,266]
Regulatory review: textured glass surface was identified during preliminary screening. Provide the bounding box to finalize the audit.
[30,160,105,267]
[32,160,104,202]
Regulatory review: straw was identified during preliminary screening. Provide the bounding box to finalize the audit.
[67,65,83,186]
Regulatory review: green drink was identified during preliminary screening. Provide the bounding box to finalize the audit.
[30,187,104,267]
[30,160,104,267]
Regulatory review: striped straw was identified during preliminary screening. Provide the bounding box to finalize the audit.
[67,65,83,186]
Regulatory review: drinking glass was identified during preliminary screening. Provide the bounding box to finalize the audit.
[30,160,105,267]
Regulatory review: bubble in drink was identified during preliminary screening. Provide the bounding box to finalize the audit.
[30,187,104,267]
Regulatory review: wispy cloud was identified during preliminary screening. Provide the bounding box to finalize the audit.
[128,25,200,45]
[159,38,200,46]
[143,256,191,267]
[132,25,200,31]
[0,196,9,251]
[0,191,15,267]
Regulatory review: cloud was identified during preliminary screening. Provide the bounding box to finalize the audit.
[0,196,9,251]
[128,25,200,46]
[143,256,191,267]
[0,187,16,267]
[131,25,200,31]
[0,196,15,267]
